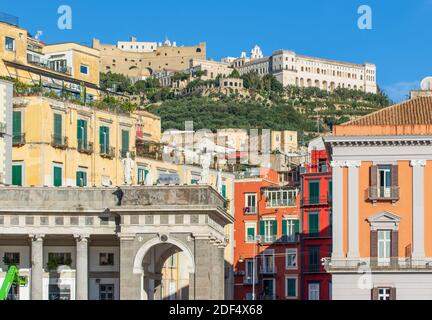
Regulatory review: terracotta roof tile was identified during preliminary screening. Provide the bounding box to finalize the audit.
[343,96,432,126]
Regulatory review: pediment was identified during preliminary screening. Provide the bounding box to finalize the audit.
[367,211,401,224]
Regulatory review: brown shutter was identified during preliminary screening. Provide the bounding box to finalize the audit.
[391,288,397,300]
[391,231,399,258]
[370,166,377,187]
[391,165,398,187]
[370,231,378,258]
[371,288,379,300]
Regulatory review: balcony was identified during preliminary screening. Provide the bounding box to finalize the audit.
[77,141,93,155]
[260,265,277,275]
[303,229,332,239]
[301,196,330,207]
[303,264,323,273]
[368,186,400,203]
[100,146,116,159]
[51,135,68,149]
[262,235,277,244]
[120,150,136,159]
[243,277,258,285]
[323,257,432,273]
[27,59,72,76]
[244,206,257,215]
[266,199,296,208]
[12,134,26,147]
[279,234,300,243]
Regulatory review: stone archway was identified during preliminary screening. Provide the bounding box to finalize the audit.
[133,236,195,300]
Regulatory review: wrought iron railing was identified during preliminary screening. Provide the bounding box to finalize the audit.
[12,133,26,146]
[100,146,116,159]
[77,141,93,155]
[51,135,68,149]
[323,257,432,272]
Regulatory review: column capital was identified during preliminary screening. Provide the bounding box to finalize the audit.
[117,233,136,241]
[331,161,344,168]
[346,160,361,168]
[410,159,427,167]
[74,234,90,242]
[29,234,45,241]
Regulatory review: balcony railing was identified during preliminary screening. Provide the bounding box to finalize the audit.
[279,234,300,243]
[27,59,72,76]
[301,196,330,206]
[77,141,93,155]
[100,146,116,159]
[368,186,400,203]
[12,134,26,147]
[266,199,296,208]
[51,135,68,149]
[303,264,322,273]
[243,277,258,285]
[323,257,432,272]
[260,265,277,275]
[244,206,257,214]
[303,229,332,239]
[262,235,277,244]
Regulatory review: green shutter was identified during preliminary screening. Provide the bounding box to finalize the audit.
[106,127,110,152]
[287,279,296,297]
[247,226,255,238]
[82,171,87,187]
[100,126,109,153]
[272,220,277,236]
[282,220,287,236]
[76,171,87,187]
[77,120,87,149]
[328,180,333,201]
[12,165,22,186]
[54,114,62,143]
[222,185,227,199]
[309,182,320,204]
[309,214,319,235]
[13,111,21,138]
[121,130,129,156]
[53,166,62,187]
[76,171,82,187]
[259,220,265,236]
[294,219,300,235]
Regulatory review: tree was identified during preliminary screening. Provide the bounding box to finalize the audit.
[229,69,241,79]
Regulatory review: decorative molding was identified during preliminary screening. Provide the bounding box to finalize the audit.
[367,211,401,231]
[326,136,432,147]
[410,159,427,167]
[331,160,361,168]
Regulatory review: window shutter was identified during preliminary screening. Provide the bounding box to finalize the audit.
[222,185,227,199]
[272,220,277,236]
[282,220,287,236]
[12,165,22,186]
[391,288,396,301]
[294,219,300,235]
[370,231,378,258]
[77,120,83,147]
[76,171,81,187]
[99,127,105,153]
[106,127,110,150]
[370,166,377,187]
[391,231,398,258]
[122,130,129,154]
[371,288,379,300]
[391,165,398,187]
[247,227,255,238]
[83,120,87,148]
[259,220,265,236]
[54,114,62,139]
[13,111,21,136]
[54,167,62,187]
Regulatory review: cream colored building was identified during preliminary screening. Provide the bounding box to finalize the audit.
[189,59,233,80]
[93,38,206,80]
[224,46,377,93]
[0,79,13,185]
[1,21,101,101]
[271,130,298,154]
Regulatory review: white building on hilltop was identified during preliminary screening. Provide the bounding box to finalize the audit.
[222,46,377,93]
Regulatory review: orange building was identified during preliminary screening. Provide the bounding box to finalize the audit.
[324,97,432,300]
[233,168,301,300]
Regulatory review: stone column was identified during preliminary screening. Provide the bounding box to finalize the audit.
[194,237,212,300]
[119,235,141,300]
[74,234,89,300]
[411,160,426,258]
[30,234,44,300]
[331,161,344,259]
[347,161,361,259]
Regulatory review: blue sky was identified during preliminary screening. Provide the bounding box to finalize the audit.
[2,0,431,102]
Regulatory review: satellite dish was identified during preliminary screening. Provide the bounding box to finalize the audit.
[421,77,432,91]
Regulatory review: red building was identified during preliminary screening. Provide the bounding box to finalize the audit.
[300,138,332,300]
[233,168,301,300]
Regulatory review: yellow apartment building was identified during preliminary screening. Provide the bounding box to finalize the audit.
[0,20,101,101]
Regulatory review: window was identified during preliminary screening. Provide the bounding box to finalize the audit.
[53,113,62,145]
[100,126,110,154]
[48,252,72,266]
[167,254,177,268]
[80,64,89,75]
[308,181,320,204]
[99,284,114,300]
[49,59,67,73]
[308,283,320,300]
[378,230,391,264]
[282,219,299,242]
[49,284,71,300]
[3,252,20,265]
[245,193,257,214]
[99,253,114,266]
[308,246,320,272]
[308,213,320,235]
[378,166,392,198]
[266,189,297,207]
[53,164,63,187]
[285,277,297,298]
[244,259,257,284]
[5,37,15,52]
[12,111,22,145]
[121,130,129,158]
[77,119,88,150]
[378,288,391,300]
[260,220,277,243]
[76,169,87,187]
[137,167,149,185]
[245,222,256,242]
[262,279,275,300]
[12,163,23,186]
[262,251,275,273]
[286,249,297,269]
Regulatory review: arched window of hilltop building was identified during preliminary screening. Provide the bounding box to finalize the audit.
[196,48,202,53]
